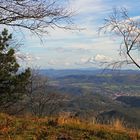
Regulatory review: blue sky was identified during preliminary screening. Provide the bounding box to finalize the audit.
[14,0,140,69]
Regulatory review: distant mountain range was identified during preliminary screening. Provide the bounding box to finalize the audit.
[38,68,140,128]
[39,68,140,78]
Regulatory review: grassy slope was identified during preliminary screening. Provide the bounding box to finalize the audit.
[0,114,139,140]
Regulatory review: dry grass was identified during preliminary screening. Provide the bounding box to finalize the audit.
[0,113,139,140]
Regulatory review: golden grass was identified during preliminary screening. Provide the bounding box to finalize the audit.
[0,113,139,140]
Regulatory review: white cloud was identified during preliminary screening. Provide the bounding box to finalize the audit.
[10,0,140,69]
[64,62,71,66]
[70,0,106,14]
[75,56,89,65]
[68,44,93,50]
[47,59,72,67]
[76,54,113,66]
[48,59,57,65]
[25,53,41,62]
[15,52,25,60]
[80,57,89,63]
[130,16,140,21]
[94,54,113,62]
[15,52,40,63]
[87,54,113,64]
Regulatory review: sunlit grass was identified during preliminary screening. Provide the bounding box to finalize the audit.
[0,113,139,140]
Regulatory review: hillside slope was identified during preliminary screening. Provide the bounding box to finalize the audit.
[0,113,139,140]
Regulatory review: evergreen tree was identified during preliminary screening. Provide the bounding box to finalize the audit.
[0,29,31,109]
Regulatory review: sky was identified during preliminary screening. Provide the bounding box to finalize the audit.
[14,0,140,69]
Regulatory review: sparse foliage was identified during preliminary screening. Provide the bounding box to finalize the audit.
[100,8,140,69]
[26,69,66,117]
[0,0,74,35]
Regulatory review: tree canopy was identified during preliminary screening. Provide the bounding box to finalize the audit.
[0,29,31,110]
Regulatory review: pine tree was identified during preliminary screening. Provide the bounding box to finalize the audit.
[0,29,31,109]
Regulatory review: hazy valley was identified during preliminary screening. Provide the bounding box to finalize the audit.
[40,69,140,128]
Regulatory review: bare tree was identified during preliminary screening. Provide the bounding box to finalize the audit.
[100,8,140,69]
[26,69,67,117]
[0,0,74,35]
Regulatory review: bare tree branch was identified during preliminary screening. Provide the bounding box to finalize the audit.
[26,69,67,117]
[100,8,140,69]
[0,0,75,35]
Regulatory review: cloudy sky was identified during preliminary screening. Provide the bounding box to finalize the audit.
[16,0,140,69]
